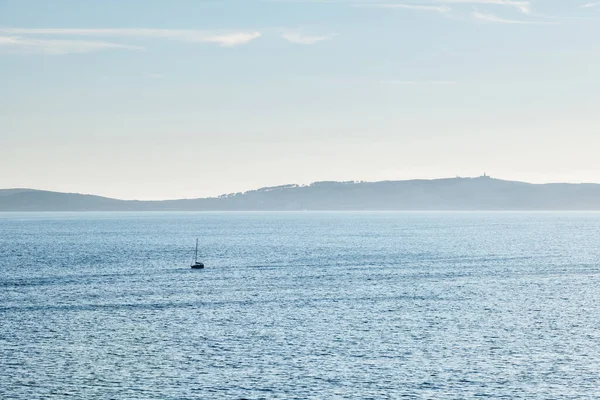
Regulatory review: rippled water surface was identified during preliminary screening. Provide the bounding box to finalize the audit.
[2,212,600,399]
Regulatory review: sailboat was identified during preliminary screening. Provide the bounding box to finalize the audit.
[190,238,205,269]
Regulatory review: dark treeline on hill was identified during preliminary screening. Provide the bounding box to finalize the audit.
[3,176,600,211]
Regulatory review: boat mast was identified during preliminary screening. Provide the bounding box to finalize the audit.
[195,238,198,264]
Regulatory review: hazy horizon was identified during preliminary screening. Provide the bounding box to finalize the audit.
[5,172,600,201]
[4,174,600,202]
[2,0,599,200]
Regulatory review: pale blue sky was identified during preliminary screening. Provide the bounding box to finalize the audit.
[1,0,599,199]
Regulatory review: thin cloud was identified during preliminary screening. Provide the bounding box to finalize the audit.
[201,32,261,47]
[359,4,451,13]
[0,35,142,55]
[381,80,457,85]
[282,32,334,44]
[271,0,530,13]
[0,28,262,47]
[581,1,600,7]
[472,11,554,24]
[437,0,530,14]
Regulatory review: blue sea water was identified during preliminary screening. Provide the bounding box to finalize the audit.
[1,212,600,399]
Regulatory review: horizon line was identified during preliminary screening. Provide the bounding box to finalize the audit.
[3,175,600,201]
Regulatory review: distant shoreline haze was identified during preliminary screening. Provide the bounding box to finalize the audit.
[3,176,600,211]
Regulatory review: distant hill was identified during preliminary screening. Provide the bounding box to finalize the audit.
[0,188,36,197]
[2,176,600,211]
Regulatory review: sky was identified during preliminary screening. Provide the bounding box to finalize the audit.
[1,0,599,200]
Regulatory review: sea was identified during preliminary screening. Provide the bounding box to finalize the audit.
[1,212,600,399]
